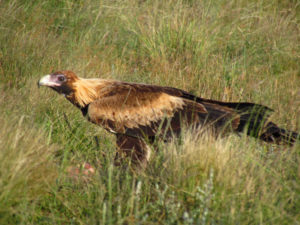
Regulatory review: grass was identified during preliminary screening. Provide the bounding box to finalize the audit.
[0,0,300,224]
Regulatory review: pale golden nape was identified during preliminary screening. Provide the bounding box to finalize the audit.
[71,78,112,107]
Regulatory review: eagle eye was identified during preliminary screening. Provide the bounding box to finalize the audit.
[58,75,66,82]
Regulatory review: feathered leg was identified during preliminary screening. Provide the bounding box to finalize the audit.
[115,134,151,167]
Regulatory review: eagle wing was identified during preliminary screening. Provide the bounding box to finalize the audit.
[87,82,240,138]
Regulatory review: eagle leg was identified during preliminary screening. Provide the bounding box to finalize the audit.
[115,134,151,168]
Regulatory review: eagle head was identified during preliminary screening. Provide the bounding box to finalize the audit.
[38,71,78,96]
[38,70,103,108]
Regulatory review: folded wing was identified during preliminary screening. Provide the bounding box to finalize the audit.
[87,82,240,139]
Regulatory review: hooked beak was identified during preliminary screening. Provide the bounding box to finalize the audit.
[38,75,60,88]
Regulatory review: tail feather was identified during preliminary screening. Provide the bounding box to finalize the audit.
[202,100,299,145]
[231,103,273,136]
[260,122,299,145]
[187,95,274,136]
[178,91,299,145]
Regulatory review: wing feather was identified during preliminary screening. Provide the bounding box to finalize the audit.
[87,82,241,138]
[88,92,207,132]
[87,83,209,135]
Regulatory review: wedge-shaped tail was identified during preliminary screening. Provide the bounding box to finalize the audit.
[259,122,299,145]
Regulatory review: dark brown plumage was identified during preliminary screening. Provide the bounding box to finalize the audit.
[38,71,299,166]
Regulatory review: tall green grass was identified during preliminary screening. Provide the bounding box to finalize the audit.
[0,0,299,224]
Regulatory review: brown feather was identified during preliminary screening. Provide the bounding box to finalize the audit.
[88,92,186,131]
